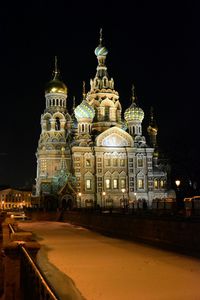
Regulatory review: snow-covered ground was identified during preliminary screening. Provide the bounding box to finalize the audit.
[19,221,200,300]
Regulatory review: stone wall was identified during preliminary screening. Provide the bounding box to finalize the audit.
[60,211,200,256]
[25,210,200,256]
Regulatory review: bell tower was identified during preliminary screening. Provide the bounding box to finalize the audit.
[36,57,71,196]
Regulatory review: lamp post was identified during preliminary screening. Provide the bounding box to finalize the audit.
[121,188,126,209]
[175,179,182,212]
[133,192,137,211]
[78,192,82,208]
[175,179,181,190]
[102,191,106,209]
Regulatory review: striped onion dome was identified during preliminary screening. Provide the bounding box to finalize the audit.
[74,100,95,121]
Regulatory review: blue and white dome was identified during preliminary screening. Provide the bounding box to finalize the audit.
[74,100,95,121]
[95,45,108,57]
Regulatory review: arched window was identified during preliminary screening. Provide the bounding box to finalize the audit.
[105,107,109,121]
[154,179,158,189]
[82,124,84,132]
[46,118,51,131]
[138,179,144,189]
[55,117,60,131]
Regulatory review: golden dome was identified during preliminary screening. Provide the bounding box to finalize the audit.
[45,78,67,94]
[45,56,67,95]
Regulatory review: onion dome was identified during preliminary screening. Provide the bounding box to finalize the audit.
[75,100,95,121]
[74,82,95,121]
[124,85,144,123]
[45,56,67,95]
[94,28,108,57]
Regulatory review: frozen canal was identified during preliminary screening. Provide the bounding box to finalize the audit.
[19,221,200,300]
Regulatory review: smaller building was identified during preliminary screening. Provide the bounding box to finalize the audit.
[0,188,32,210]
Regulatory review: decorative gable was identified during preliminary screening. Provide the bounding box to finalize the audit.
[96,127,134,147]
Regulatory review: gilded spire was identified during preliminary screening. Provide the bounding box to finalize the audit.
[53,56,59,79]
[82,81,86,99]
[131,84,136,103]
[149,107,157,128]
[95,28,108,58]
[45,56,67,95]
[150,106,154,122]
[99,28,103,46]
[73,96,76,110]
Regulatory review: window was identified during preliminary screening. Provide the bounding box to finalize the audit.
[105,159,111,167]
[86,179,91,190]
[46,118,51,131]
[120,179,126,189]
[138,179,144,189]
[120,159,125,167]
[41,159,46,173]
[160,180,164,188]
[154,179,158,189]
[137,157,143,168]
[113,179,118,189]
[113,158,118,167]
[86,159,91,167]
[55,117,60,130]
[105,179,111,189]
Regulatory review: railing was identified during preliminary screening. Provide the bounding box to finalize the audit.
[9,224,60,300]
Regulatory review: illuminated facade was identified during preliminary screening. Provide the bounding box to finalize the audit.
[36,31,170,208]
[0,188,32,210]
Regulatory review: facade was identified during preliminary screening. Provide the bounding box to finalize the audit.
[0,188,32,210]
[36,32,170,209]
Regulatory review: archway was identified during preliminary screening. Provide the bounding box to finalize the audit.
[60,194,75,210]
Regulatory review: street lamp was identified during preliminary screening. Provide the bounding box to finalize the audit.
[175,180,181,189]
[78,192,82,208]
[121,188,125,209]
[175,179,182,211]
[134,192,137,210]
[102,191,106,209]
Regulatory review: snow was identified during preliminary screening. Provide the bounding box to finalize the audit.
[19,221,200,300]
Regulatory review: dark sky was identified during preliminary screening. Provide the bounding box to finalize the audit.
[0,1,199,188]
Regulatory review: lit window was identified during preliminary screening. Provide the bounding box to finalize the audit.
[113,158,118,166]
[41,159,46,172]
[113,179,118,189]
[86,179,91,190]
[154,179,158,189]
[138,179,144,189]
[120,159,125,167]
[160,180,164,188]
[137,157,143,168]
[105,179,111,189]
[120,179,126,189]
[105,159,111,167]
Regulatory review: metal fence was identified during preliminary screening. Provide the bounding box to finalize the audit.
[9,224,60,300]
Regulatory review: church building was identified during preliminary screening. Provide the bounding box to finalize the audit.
[35,31,170,209]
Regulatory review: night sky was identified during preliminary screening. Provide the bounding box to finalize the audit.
[0,2,199,189]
